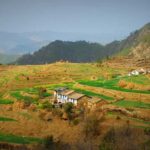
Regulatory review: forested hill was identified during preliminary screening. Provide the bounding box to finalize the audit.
[15,23,150,65]
[15,40,113,64]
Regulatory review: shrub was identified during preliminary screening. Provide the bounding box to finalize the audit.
[38,87,47,99]
[39,101,53,110]
[118,80,127,88]
[126,82,135,89]
[72,118,80,125]
[63,102,74,121]
[144,127,150,136]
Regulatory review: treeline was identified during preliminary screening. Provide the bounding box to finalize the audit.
[15,23,150,65]
[15,40,121,65]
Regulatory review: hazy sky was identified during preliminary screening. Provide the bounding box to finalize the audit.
[0,0,150,42]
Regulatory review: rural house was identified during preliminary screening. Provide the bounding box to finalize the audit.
[87,97,108,110]
[54,87,90,106]
[53,87,106,109]
[128,68,150,76]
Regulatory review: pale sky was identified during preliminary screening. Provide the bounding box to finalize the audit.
[0,0,150,42]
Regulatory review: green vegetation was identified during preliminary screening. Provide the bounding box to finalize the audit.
[118,48,131,56]
[78,77,150,94]
[11,91,38,104]
[114,100,150,109]
[0,117,16,122]
[22,88,39,94]
[73,88,114,101]
[0,99,14,104]
[38,101,53,110]
[16,41,107,65]
[124,75,150,85]
[0,133,42,144]
[63,102,74,121]
[45,82,74,90]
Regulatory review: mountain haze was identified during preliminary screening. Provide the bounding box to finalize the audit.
[14,23,150,65]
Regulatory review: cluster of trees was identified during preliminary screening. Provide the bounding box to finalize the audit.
[15,40,122,65]
[15,23,150,65]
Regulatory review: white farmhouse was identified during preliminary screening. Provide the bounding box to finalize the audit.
[54,87,90,106]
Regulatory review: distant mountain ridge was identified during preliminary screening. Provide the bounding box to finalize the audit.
[0,30,121,56]
[116,23,150,58]
[15,23,150,65]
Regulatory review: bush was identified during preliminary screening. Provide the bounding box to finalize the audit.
[38,87,47,99]
[63,102,74,121]
[118,80,127,88]
[126,82,135,89]
[144,127,150,136]
[39,101,53,110]
[72,118,80,125]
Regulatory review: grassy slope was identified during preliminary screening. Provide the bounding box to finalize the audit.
[78,76,150,94]
[114,100,150,109]
[0,63,149,145]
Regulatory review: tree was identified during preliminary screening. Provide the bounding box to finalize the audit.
[38,87,47,99]
[63,102,74,121]
[83,113,102,139]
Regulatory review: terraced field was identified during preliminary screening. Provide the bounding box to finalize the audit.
[0,62,150,148]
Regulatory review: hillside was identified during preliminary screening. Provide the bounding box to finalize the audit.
[118,23,150,58]
[15,23,150,65]
[15,41,107,64]
[0,62,150,149]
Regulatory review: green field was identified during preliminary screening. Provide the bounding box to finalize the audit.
[78,77,150,94]
[73,88,114,101]
[124,75,150,85]
[0,133,42,144]
[0,117,16,122]
[0,99,14,104]
[114,100,150,109]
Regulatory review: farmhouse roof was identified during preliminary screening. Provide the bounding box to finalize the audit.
[55,87,91,100]
[61,90,74,96]
[55,87,68,92]
[68,92,85,100]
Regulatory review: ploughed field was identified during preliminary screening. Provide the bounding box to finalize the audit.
[0,61,150,149]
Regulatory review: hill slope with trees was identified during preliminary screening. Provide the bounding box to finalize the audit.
[16,23,150,65]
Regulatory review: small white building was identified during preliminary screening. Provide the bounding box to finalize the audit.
[54,88,90,106]
[128,70,139,76]
[128,68,150,76]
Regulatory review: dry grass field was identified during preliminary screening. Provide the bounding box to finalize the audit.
[0,60,150,149]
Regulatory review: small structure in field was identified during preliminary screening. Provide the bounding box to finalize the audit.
[128,70,139,76]
[53,87,105,108]
[54,87,90,106]
[128,68,150,76]
[87,97,108,110]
